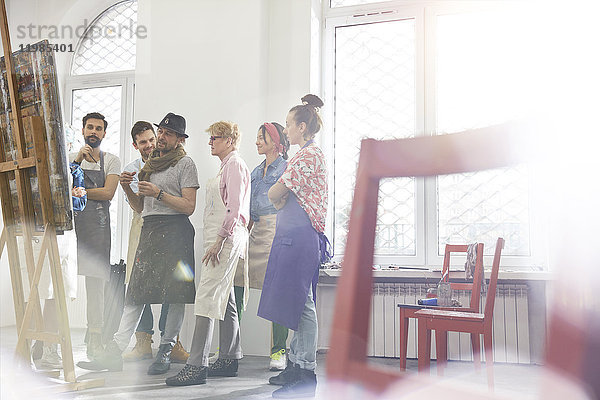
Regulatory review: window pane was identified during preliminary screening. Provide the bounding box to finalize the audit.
[71,0,137,75]
[334,19,416,256]
[436,11,531,256]
[437,167,530,256]
[71,86,122,264]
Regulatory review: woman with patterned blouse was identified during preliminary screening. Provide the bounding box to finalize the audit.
[258,94,328,398]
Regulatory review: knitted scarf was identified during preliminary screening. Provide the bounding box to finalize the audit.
[138,144,187,182]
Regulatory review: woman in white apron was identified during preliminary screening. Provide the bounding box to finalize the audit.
[231,122,290,371]
[166,121,251,386]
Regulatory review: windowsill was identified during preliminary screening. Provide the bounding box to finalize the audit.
[319,268,554,281]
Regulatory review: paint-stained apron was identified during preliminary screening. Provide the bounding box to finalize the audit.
[234,213,276,289]
[195,166,249,320]
[126,213,196,304]
[257,194,320,331]
[74,152,111,281]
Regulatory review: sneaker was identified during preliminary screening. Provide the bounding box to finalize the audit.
[208,358,238,377]
[38,344,62,370]
[208,348,219,364]
[170,340,189,364]
[123,332,153,361]
[272,367,317,398]
[147,343,173,375]
[165,364,207,386]
[270,349,287,371]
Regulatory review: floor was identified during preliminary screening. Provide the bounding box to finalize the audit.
[1,326,547,400]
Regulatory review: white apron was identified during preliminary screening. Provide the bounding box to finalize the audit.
[195,167,249,320]
[125,211,143,284]
[234,213,277,289]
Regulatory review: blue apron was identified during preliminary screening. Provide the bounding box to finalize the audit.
[257,193,320,331]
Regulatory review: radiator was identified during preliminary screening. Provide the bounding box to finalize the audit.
[368,282,530,363]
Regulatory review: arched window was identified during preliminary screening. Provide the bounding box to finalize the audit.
[71,0,137,75]
[66,0,138,265]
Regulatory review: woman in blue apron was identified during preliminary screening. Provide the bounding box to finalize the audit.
[258,94,328,399]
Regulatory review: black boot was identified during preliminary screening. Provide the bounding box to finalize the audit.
[147,343,173,375]
[272,367,317,398]
[77,340,123,372]
[269,359,298,386]
[207,358,238,377]
[165,364,207,386]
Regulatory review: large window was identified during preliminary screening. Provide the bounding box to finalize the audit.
[66,0,137,264]
[324,2,540,267]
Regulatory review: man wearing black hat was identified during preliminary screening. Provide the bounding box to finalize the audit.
[78,113,199,375]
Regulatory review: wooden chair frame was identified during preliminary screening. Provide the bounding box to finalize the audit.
[398,242,484,371]
[415,237,505,389]
[326,123,522,394]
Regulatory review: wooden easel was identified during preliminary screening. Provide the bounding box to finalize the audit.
[0,0,103,391]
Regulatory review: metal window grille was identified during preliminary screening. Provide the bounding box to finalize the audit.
[71,86,123,263]
[333,19,416,256]
[71,0,137,75]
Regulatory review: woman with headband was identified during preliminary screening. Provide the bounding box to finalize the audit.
[258,94,329,398]
[229,122,290,371]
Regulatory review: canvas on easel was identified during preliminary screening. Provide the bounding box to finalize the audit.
[0,0,103,390]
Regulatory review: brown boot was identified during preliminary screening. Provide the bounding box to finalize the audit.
[123,332,153,361]
[170,338,189,364]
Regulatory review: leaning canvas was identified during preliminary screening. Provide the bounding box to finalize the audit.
[0,39,72,232]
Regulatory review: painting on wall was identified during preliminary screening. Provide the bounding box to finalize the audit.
[0,39,72,232]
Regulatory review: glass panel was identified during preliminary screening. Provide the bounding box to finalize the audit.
[331,0,386,8]
[437,167,530,256]
[334,19,416,255]
[70,86,122,263]
[71,0,137,75]
[436,11,531,256]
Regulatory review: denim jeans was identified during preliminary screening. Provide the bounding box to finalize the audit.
[135,303,170,336]
[288,286,317,370]
[114,303,185,351]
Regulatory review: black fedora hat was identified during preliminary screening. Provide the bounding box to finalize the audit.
[154,112,188,138]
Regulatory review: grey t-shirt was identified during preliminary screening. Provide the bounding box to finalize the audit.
[142,155,200,217]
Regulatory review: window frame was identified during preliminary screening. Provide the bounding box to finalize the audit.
[64,72,136,264]
[323,0,546,270]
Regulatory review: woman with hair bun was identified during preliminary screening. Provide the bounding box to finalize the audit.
[229,122,291,371]
[258,94,329,398]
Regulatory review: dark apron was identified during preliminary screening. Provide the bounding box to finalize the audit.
[258,194,321,331]
[126,214,196,305]
[74,152,111,281]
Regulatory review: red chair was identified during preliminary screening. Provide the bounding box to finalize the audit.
[415,237,505,389]
[398,243,484,370]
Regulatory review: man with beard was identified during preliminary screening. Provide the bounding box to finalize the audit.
[119,121,189,363]
[69,112,121,360]
[78,113,199,376]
